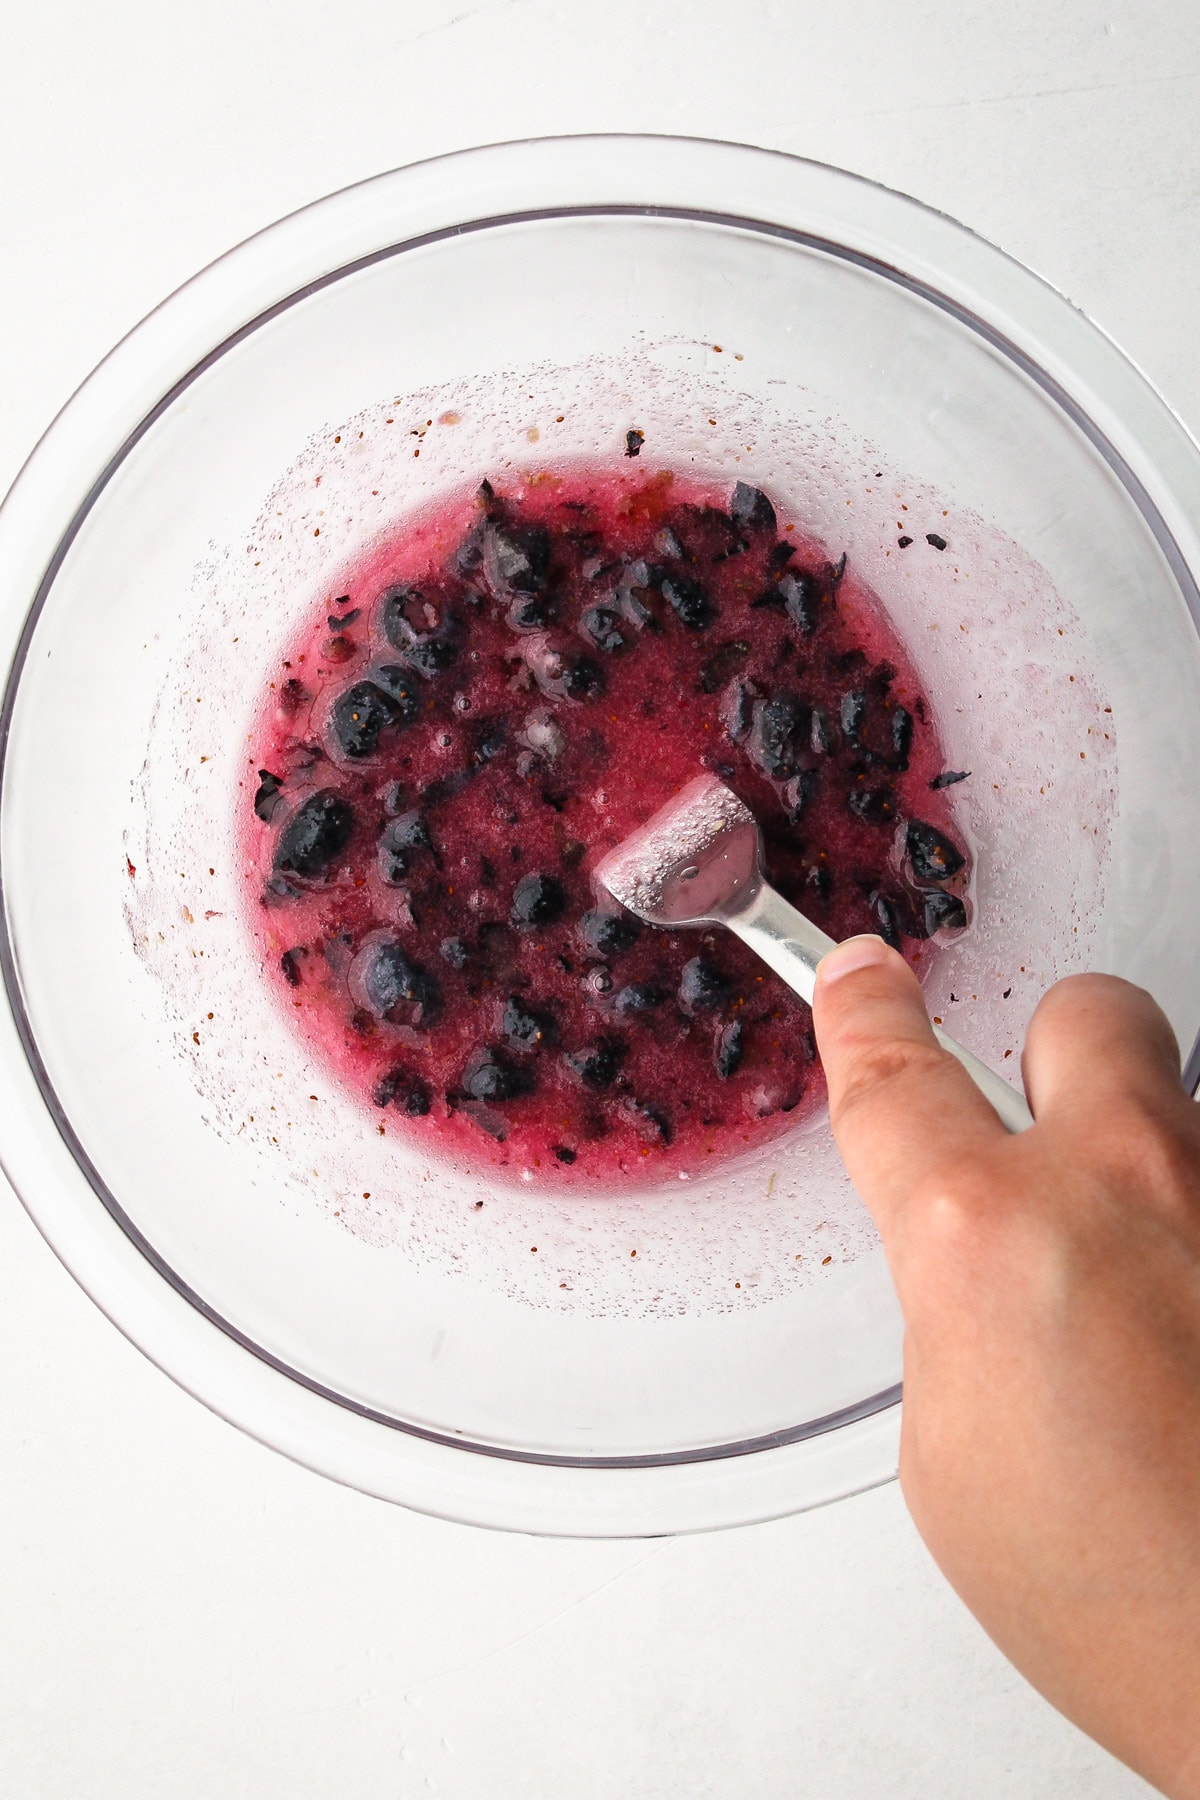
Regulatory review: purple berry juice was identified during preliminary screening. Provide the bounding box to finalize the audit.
[241,467,969,1185]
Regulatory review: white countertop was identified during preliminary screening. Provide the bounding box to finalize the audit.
[2,1,1190,1792]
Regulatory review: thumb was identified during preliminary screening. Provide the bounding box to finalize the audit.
[812,935,1010,1237]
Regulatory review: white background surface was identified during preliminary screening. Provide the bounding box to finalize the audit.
[1,1,1193,1793]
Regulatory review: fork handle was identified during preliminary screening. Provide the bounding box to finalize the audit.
[725,880,1034,1135]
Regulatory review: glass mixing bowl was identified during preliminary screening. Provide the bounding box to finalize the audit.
[3,137,1200,1536]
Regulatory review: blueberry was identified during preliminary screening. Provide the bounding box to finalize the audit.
[472,721,507,767]
[423,771,477,814]
[579,910,640,956]
[752,570,817,634]
[563,653,604,699]
[262,874,302,903]
[502,995,558,1051]
[699,640,751,694]
[806,864,832,906]
[679,956,729,1010]
[661,573,715,631]
[783,768,820,821]
[810,709,836,755]
[390,809,435,854]
[273,790,355,878]
[890,705,913,769]
[380,586,458,677]
[378,809,437,884]
[280,948,304,987]
[847,785,898,825]
[869,891,903,949]
[750,692,807,779]
[330,681,402,759]
[440,936,470,970]
[625,1097,673,1143]
[906,819,966,882]
[372,1065,433,1115]
[612,983,667,1015]
[373,666,420,720]
[625,428,645,457]
[254,768,285,822]
[581,606,627,653]
[930,769,970,790]
[327,604,360,630]
[353,939,441,1023]
[367,943,440,1015]
[722,680,754,743]
[926,533,948,551]
[780,570,818,635]
[508,593,556,631]
[483,522,551,594]
[840,690,867,746]
[279,677,310,716]
[553,1145,577,1164]
[923,890,968,934]
[511,872,566,927]
[456,1102,510,1141]
[730,482,777,534]
[461,1047,534,1102]
[714,1019,744,1079]
[564,1039,627,1089]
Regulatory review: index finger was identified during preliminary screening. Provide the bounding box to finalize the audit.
[812,935,1012,1238]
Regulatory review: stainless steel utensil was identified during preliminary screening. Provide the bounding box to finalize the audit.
[594,774,1033,1134]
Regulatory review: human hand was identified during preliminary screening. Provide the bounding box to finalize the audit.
[812,939,1200,1798]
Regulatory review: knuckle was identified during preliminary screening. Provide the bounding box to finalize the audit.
[906,1160,994,1247]
[1083,1100,1200,1218]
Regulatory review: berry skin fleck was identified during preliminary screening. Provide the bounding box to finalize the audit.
[925,533,947,551]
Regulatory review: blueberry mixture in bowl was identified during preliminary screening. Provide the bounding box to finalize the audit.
[243,467,970,1184]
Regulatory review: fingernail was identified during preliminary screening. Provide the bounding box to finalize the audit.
[817,934,893,986]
